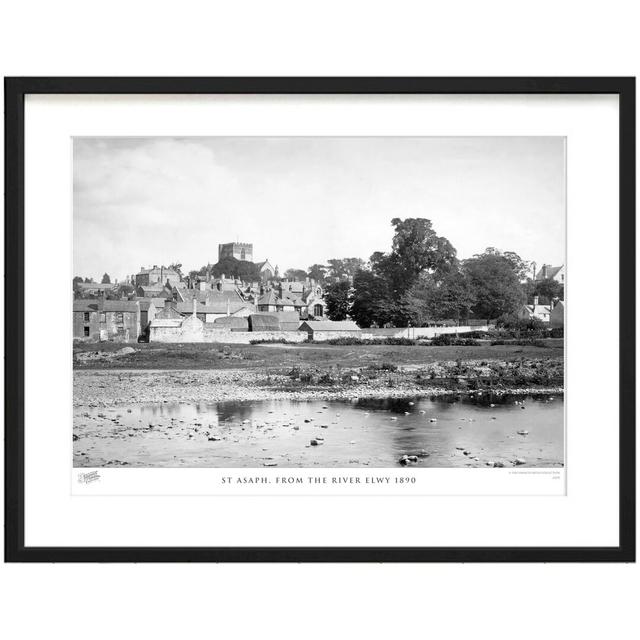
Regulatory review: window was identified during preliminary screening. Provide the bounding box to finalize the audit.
[314,304,323,317]
[83,312,90,322]
[100,312,106,322]
[83,327,90,337]
[116,312,124,325]
[241,249,246,260]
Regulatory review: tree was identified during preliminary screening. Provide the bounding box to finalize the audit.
[351,218,458,326]
[101,273,111,284]
[525,277,564,303]
[324,280,352,321]
[307,264,328,283]
[387,217,457,289]
[284,268,307,281]
[349,269,395,328]
[209,257,261,282]
[482,247,531,281]
[401,269,476,326]
[463,249,525,319]
[326,258,365,282]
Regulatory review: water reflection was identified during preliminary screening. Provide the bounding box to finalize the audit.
[74,394,564,468]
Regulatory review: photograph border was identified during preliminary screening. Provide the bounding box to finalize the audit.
[4,76,635,563]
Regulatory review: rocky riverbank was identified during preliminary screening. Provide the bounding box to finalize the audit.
[74,362,563,407]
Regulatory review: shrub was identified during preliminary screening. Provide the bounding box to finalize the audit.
[322,337,417,346]
[430,334,480,346]
[368,362,398,372]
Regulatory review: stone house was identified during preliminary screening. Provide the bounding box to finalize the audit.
[156,298,253,324]
[517,296,551,323]
[136,283,172,299]
[298,320,361,341]
[74,281,117,298]
[73,299,141,342]
[535,264,565,285]
[135,265,181,287]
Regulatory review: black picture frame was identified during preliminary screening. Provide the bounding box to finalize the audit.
[4,77,636,563]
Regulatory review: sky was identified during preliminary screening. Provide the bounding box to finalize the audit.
[73,136,565,282]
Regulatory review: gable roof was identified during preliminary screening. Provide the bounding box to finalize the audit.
[213,316,249,329]
[176,301,251,315]
[178,288,245,305]
[248,312,300,331]
[137,285,170,297]
[523,304,551,315]
[73,300,139,313]
[155,305,182,319]
[535,265,563,281]
[257,290,279,306]
[248,314,281,331]
[300,320,360,332]
[76,281,116,291]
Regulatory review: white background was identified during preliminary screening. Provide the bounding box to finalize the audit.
[1,1,638,639]
[26,95,608,547]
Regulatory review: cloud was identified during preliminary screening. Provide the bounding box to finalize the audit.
[73,137,565,281]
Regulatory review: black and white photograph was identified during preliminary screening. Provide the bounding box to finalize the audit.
[72,136,566,471]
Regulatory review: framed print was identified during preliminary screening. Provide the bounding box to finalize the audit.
[4,77,635,562]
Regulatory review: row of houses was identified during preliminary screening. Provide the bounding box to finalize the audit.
[517,296,565,328]
[72,293,339,343]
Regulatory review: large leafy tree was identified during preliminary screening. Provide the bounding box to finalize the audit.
[463,249,526,319]
[284,268,307,281]
[324,280,352,321]
[387,217,457,290]
[402,269,476,326]
[351,218,458,326]
[326,258,366,282]
[523,277,564,303]
[482,247,531,281]
[101,273,111,284]
[209,257,261,282]
[307,263,328,283]
[349,269,395,328]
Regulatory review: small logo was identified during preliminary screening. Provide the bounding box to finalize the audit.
[78,470,101,484]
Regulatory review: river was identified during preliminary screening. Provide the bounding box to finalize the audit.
[73,393,564,468]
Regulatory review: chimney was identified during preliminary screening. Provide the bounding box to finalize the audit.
[226,298,230,317]
[192,298,197,317]
[533,295,539,306]
[198,281,207,291]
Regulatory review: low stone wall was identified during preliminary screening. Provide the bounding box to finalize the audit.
[362,325,487,340]
[203,329,307,344]
[150,324,307,344]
